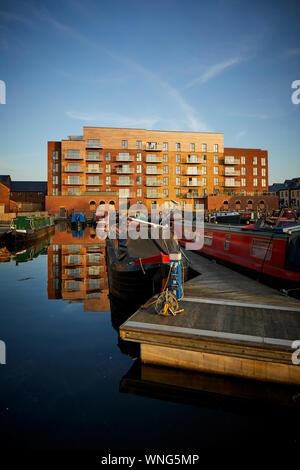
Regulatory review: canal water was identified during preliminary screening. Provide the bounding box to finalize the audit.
[0,224,299,458]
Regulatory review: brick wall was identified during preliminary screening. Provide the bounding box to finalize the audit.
[206,195,279,211]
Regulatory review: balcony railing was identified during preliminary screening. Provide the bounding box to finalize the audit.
[115,167,134,174]
[64,152,84,160]
[86,180,103,186]
[182,179,201,187]
[184,191,200,198]
[116,179,134,186]
[146,169,163,175]
[145,192,163,198]
[64,166,83,172]
[115,153,134,162]
[224,157,240,165]
[183,169,202,176]
[119,191,136,198]
[225,180,241,187]
[86,155,103,161]
[145,144,161,151]
[86,168,103,173]
[225,170,240,176]
[145,156,163,163]
[64,179,83,185]
[146,180,163,186]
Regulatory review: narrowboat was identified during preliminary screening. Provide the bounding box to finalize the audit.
[176,217,300,285]
[4,215,54,247]
[106,223,188,307]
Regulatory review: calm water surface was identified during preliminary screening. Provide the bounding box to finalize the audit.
[0,225,299,457]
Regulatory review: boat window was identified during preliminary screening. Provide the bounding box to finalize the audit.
[224,234,230,250]
[251,238,272,260]
[204,232,213,246]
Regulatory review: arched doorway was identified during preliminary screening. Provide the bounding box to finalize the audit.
[247,200,253,210]
[259,200,265,209]
[223,200,228,211]
[109,201,115,205]
[89,200,96,211]
[99,200,105,205]
[235,200,241,211]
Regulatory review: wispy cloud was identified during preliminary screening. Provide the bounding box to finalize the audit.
[66,111,159,129]
[185,57,241,89]
[0,10,36,28]
[228,111,269,120]
[234,130,246,142]
[285,48,300,56]
[12,4,208,132]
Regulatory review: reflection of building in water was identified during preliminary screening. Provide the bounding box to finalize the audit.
[0,246,11,263]
[48,225,109,311]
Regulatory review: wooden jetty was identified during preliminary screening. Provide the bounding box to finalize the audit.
[120,252,300,385]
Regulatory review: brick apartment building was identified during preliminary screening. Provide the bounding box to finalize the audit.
[46,127,276,216]
[0,175,47,213]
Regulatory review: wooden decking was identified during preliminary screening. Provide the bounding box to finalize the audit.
[120,251,300,385]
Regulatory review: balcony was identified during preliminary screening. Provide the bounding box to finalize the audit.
[182,179,201,187]
[115,153,134,162]
[225,170,240,176]
[116,179,134,186]
[86,168,103,173]
[115,167,134,174]
[64,179,83,185]
[184,155,200,164]
[146,169,163,175]
[145,143,161,151]
[64,152,83,160]
[119,191,136,198]
[86,141,102,149]
[86,154,103,161]
[224,157,240,165]
[184,191,200,198]
[145,192,163,198]
[225,179,241,187]
[183,168,202,176]
[86,180,103,186]
[64,166,83,172]
[145,156,163,163]
[146,180,163,186]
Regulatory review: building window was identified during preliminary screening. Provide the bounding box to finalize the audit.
[241,156,246,165]
[262,168,266,176]
[87,151,100,160]
[190,143,195,152]
[214,155,218,164]
[214,177,219,186]
[163,154,168,162]
[214,144,219,152]
[214,166,219,175]
[241,178,246,186]
[53,150,59,160]
[202,154,207,162]
[106,152,111,161]
[163,165,168,174]
[262,179,266,187]
[253,156,257,165]
[87,139,100,148]
[261,157,266,166]
[176,177,181,186]
[137,176,142,185]
[106,176,111,185]
[137,164,142,174]
[122,140,128,149]
[67,188,80,195]
[136,140,142,150]
[106,164,111,173]
[53,176,58,185]
[137,152,142,162]
[202,166,207,175]
[87,175,100,185]
[176,165,181,175]
[67,149,80,158]
[176,143,181,151]
[53,163,58,173]
[52,188,59,195]
[202,177,207,186]
[253,178,258,187]
[137,188,142,197]
[176,188,181,197]
[176,154,181,163]
[38,192,43,196]
[163,142,168,151]
[163,177,169,185]
[241,167,246,175]
[253,167,257,176]
[202,143,207,152]
[163,188,169,197]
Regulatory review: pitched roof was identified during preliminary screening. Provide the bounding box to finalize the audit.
[10,181,47,192]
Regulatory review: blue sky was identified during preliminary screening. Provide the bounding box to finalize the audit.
[0,0,299,184]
